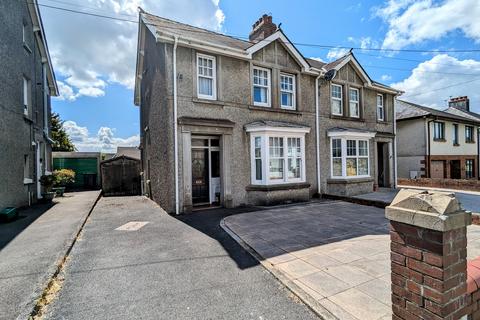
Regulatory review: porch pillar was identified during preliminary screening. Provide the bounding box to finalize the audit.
[182,131,192,213]
[385,189,471,319]
[221,133,233,208]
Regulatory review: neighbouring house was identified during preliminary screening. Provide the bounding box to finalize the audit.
[114,146,141,160]
[396,100,480,180]
[0,0,58,208]
[134,11,401,214]
[101,155,141,196]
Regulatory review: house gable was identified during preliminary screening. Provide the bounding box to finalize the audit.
[335,61,366,86]
[252,40,302,71]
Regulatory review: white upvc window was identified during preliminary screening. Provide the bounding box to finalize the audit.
[280,73,295,110]
[250,133,306,185]
[330,137,370,178]
[331,84,343,116]
[349,88,360,118]
[377,94,384,121]
[253,67,271,107]
[23,77,31,116]
[197,53,216,100]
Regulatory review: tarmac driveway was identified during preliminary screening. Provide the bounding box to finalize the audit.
[223,200,480,320]
[45,197,318,320]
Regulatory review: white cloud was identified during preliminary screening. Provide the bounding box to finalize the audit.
[326,48,350,61]
[347,36,379,50]
[391,54,480,111]
[374,0,480,50]
[381,74,392,81]
[42,0,225,100]
[63,120,140,152]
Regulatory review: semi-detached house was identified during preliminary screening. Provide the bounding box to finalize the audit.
[134,12,402,214]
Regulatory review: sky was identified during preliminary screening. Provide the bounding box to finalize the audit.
[39,0,480,152]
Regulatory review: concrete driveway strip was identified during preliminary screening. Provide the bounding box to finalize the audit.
[45,197,318,320]
[0,191,101,320]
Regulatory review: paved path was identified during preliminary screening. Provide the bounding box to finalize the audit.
[45,197,318,320]
[223,201,480,320]
[354,186,480,213]
[0,191,100,320]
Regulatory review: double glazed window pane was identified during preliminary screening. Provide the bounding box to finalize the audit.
[349,89,359,117]
[347,140,357,156]
[281,75,294,108]
[346,158,357,176]
[358,158,368,175]
[359,141,368,156]
[331,85,342,115]
[198,77,213,96]
[253,68,269,104]
[287,138,301,179]
[254,87,268,104]
[255,137,262,180]
[333,139,369,177]
[198,56,214,97]
[269,137,284,180]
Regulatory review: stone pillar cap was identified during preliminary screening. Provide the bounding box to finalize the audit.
[385,189,471,231]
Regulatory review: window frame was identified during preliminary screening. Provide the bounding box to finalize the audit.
[466,159,475,179]
[331,84,343,116]
[250,132,306,185]
[252,66,271,107]
[465,126,475,143]
[23,76,31,116]
[453,123,459,145]
[433,121,445,141]
[280,73,296,110]
[377,94,385,121]
[196,53,217,100]
[349,87,360,118]
[330,137,370,179]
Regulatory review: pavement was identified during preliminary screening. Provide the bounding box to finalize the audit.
[0,191,100,320]
[223,200,480,320]
[45,196,318,320]
[353,186,480,214]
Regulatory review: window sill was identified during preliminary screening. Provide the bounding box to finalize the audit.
[23,43,32,54]
[23,178,33,185]
[192,97,225,107]
[453,143,460,147]
[327,177,373,184]
[330,114,365,122]
[246,182,310,192]
[466,141,476,144]
[249,105,301,115]
[23,115,33,123]
[433,139,446,142]
[377,120,390,125]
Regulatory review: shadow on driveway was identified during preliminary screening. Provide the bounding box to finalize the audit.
[176,206,264,270]
[0,202,56,250]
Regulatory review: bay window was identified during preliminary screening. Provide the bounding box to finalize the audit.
[280,73,295,110]
[197,53,216,100]
[330,136,372,178]
[253,67,270,107]
[249,132,307,185]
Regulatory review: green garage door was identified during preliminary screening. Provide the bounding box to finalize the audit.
[53,158,98,189]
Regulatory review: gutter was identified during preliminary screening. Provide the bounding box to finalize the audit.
[173,36,179,215]
[315,75,321,195]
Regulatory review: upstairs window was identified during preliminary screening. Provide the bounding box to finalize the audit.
[433,122,445,140]
[377,94,384,121]
[253,67,270,107]
[349,88,360,118]
[280,73,295,110]
[23,77,31,116]
[197,54,216,100]
[466,126,475,143]
[331,84,343,116]
[453,124,459,145]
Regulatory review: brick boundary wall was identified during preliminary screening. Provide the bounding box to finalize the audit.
[398,178,480,192]
[385,189,479,319]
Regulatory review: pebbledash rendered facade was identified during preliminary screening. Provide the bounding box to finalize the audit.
[0,0,58,209]
[134,11,402,214]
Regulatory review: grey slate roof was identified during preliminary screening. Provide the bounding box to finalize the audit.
[396,100,480,124]
[444,106,480,122]
[306,58,326,69]
[142,12,251,51]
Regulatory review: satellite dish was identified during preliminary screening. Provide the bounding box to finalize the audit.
[324,69,337,81]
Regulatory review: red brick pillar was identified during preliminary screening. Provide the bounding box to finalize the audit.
[386,189,472,320]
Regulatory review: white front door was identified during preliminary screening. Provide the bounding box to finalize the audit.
[36,142,42,199]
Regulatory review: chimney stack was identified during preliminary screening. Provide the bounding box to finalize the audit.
[249,14,277,43]
[449,96,470,111]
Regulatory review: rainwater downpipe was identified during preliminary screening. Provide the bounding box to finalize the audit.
[315,75,321,195]
[426,118,435,178]
[173,36,179,215]
[393,98,398,188]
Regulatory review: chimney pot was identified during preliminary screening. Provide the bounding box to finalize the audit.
[249,14,277,43]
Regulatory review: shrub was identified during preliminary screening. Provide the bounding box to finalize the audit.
[39,174,56,192]
[53,169,76,187]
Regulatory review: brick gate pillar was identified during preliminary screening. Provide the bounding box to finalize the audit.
[385,189,472,319]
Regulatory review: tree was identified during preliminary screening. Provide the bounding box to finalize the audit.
[51,112,76,152]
